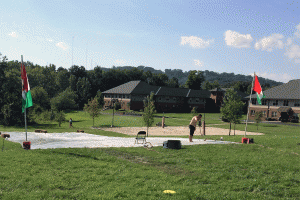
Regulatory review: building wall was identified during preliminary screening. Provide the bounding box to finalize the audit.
[104,97,131,110]
[247,100,300,120]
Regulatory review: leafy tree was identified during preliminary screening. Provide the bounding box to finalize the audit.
[143,92,156,137]
[203,80,220,90]
[44,110,65,127]
[84,98,101,127]
[254,111,264,130]
[50,88,78,111]
[142,70,153,84]
[94,90,104,108]
[87,66,103,98]
[41,65,58,98]
[31,86,51,110]
[185,70,205,90]
[114,101,121,111]
[0,68,25,126]
[76,77,92,109]
[69,65,87,79]
[167,77,179,88]
[56,68,70,93]
[220,89,245,136]
[191,107,197,116]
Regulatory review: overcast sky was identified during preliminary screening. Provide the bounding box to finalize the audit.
[1,0,300,83]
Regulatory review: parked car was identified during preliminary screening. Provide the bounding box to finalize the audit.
[279,113,299,123]
[290,114,299,123]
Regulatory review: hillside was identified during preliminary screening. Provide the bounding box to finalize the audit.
[100,66,283,88]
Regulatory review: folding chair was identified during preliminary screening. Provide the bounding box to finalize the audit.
[135,131,146,144]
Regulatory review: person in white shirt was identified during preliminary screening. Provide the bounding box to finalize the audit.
[189,114,202,142]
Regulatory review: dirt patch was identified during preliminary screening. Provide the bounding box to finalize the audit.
[97,126,264,136]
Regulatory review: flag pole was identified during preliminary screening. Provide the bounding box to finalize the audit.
[244,72,255,137]
[21,55,28,141]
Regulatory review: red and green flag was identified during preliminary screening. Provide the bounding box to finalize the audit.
[253,75,265,105]
[21,62,33,113]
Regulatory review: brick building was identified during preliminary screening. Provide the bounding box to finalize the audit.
[102,80,215,113]
[210,88,248,113]
[246,79,300,120]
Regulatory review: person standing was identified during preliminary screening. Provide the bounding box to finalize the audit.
[189,114,202,142]
[69,118,73,128]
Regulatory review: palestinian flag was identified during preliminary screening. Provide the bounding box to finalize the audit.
[253,75,265,105]
[21,62,33,113]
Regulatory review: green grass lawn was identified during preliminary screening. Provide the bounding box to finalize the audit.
[1,110,300,199]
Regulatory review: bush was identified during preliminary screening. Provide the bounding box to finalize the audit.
[114,102,121,110]
[54,111,66,127]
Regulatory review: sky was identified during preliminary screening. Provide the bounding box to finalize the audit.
[1,0,300,83]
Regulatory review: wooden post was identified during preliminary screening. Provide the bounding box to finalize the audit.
[162,117,165,128]
[202,121,205,135]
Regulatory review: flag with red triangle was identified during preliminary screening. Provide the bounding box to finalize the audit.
[21,62,33,113]
[253,75,265,105]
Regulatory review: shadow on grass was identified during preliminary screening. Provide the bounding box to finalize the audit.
[12,123,57,129]
[50,151,100,160]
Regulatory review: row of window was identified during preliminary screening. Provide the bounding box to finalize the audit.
[252,99,300,107]
[251,110,277,117]
[105,94,204,103]
[105,94,129,99]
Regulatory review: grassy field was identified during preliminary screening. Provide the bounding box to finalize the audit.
[1,110,300,199]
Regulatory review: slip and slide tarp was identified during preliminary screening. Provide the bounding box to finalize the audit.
[5,132,236,150]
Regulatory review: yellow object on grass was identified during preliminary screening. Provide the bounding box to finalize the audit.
[163,190,176,194]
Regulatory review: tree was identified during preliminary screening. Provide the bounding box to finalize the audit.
[203,80,220,90]
[50,88,78,111]
[142,92,156,137]
[54,110,66,127]
[254,111,263,130]
[0,68,25,126]
[56,68,70,93]
[31,86,51,110]
[84,98,101,127]
[114,101,121,111]
[76,77,92,109]
[220,89,245,136]
[94,90,104,108]
[185,70,205,90]
[167,77,179,88]
[191,107,197,116]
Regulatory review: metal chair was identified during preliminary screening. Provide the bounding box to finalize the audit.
[135,131,146,144]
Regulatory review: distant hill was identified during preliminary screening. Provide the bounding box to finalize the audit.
[99,66,283,88]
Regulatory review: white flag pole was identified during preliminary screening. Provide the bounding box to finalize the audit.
[244,72,255,137]
[21,55,28,141]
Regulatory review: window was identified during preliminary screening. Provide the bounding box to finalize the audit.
[189,98,192,102]
[283,100,289,106]
[251,110,255,116]
[252,99,256,105]
[158,97,161,101]
[195,98,199,103]
[122,94,125,98]
[165,96,169,101]
[262,99,267,105]
[263,111,266,116]
[294,102,300,107]
[272,112,277,117]
[273,100,278,106]
[173,97,177,101]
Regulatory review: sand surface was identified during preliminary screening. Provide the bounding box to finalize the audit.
[97,126,264,136]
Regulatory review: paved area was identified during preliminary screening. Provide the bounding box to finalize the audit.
[4,132,237,150]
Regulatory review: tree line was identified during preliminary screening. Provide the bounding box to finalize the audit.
[0,54,205,126]
[0,53,281,126]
